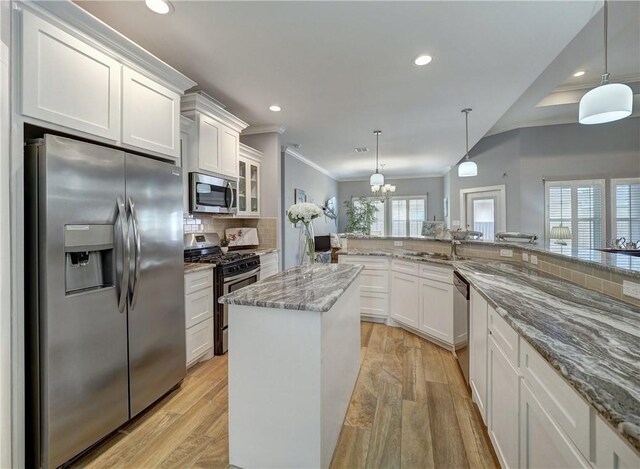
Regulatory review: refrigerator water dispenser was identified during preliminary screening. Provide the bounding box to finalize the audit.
[64,224,114,294]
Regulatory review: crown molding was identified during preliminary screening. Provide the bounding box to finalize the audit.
[242,125,286,136]
[181,92,249,133]
[283,148,336,180]
[18,0,197,93]
[239,142,263,161]
[337,172,447,182]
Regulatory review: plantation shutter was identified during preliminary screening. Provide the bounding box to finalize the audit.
[613,179,640,241]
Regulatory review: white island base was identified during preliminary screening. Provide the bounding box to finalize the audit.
[228,276,361,468]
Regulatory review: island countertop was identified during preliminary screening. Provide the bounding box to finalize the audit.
[454,260,640,451]
[219,263,364,312]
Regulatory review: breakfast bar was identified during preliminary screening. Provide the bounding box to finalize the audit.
[219,263,363,468]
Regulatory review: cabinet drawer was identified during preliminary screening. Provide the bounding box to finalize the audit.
[360,269,389,293]
[186,317,213,366]
[595,415,640,469]
[391,259,419,276]
[520,339,591,458]
[185,288,214,329]
[260,252,279,265]
[419,263,453,284]
[260,266,279,280]
[488,306,519,368]
[360,292,389,318]
[339,255,389,271]
[184,269,213,295]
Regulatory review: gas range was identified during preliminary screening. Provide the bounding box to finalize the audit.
[184,246,260,277]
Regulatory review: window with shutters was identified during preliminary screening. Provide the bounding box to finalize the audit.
[545,180,605,251]
[353,195,427,236]
[612,178,640,242]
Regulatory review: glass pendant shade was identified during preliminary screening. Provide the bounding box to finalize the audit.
[370,172,384,186]
[579,83,633,124]
[550,226,572,240]
[458,160,478,178]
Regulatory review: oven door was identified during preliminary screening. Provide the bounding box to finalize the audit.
[221,268,260,353]
[190,172,237,214]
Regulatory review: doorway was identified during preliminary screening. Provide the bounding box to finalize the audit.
[460,185,506,240]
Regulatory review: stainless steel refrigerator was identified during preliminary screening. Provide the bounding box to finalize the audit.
[25,134,186,468]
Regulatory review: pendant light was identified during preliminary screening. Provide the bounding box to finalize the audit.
[458,108,477,178]
[578,0,633,125]
[369,130,384,187]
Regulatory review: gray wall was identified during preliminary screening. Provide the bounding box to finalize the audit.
[446,117,640,241]
[337,176,445,232]
[282,152,339,269]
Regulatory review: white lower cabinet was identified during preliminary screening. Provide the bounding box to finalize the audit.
[520,381,590,469]
[595,416,640,469]
[339,256,389,320]
[390,270,420,327]
[419,278,454,343]
[469,287,488,421]
[184,269,214,367]
[259,252,279,279]
[488,334,520,469]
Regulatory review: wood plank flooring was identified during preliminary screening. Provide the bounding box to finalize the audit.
[71,323,498,469]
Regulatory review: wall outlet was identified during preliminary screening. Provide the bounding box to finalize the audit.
[500,249,514,258]
[622,281,640,300]
[394,241,403,247]
[530,255,538,265]
[522,253,529,262]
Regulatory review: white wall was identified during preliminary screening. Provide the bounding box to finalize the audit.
[282,151,338,269]
[446,117,640,241]
[1,1,11,465]
[337,176,445,232]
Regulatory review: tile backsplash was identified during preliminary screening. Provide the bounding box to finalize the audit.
[184,215,278,250]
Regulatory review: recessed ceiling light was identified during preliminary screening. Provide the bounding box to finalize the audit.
[413,55,433,66]
[573,70,586,77]
[269,105,281,112]
[145,0,173,14]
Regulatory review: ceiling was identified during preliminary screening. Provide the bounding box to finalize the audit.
[76,0,602,179]
[489,0,640,136]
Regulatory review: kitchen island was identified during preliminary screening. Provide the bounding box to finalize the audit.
[219,263,364,469]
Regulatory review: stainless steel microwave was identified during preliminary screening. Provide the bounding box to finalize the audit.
[189,172,237,214]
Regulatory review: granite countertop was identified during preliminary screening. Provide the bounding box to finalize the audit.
[184,263,215,274]
[337,234,640,278]
[337,248,457,266]
[219,263,364,312]
[454,260,640,451]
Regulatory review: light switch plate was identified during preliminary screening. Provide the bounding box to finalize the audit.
[622,281,640,300]
[522,253,529,262]
[500,249,513,258]
[530,255,538,265]
[394,241,403,247]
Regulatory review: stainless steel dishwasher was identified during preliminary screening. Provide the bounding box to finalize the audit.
[453,271,470,385]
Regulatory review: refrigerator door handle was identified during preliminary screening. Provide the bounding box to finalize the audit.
[129,196,142,309]
[116,195,130,314]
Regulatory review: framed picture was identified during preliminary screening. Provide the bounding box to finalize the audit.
[294,188,307,204]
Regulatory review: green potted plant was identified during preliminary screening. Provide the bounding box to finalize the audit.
[343,197,378,235]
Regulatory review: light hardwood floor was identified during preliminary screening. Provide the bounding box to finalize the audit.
[72,323,498,468]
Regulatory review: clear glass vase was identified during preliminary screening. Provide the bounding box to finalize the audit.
[298,221,315,266]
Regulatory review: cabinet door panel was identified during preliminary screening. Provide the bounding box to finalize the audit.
[198,115,220,173]
[360,270,389,294]
[186,318,213,366]
[595,416,640,469]
[360,292,389,319]
[488,336,520,469]
[520,382,590,469]
[390,271,419,327]
[22,10,121,140]
[419,279,453,344]
[220,127,239,177]
[185,288,214,329]
[469,287,488,422]
[122,67,180,158]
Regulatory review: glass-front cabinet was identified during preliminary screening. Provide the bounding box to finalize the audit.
[237,143,262,216]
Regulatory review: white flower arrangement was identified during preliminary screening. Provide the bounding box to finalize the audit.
[287,202,324,224]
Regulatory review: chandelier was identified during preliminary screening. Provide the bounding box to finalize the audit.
[369,130,396,202]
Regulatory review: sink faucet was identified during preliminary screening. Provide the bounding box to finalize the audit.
[451,239,461,260]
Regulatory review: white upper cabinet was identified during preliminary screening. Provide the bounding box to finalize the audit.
[18,2,195,157]
[181,92,249,179]
[122,67,180,159]
[21,9,121,140]
[237,143,262,217]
